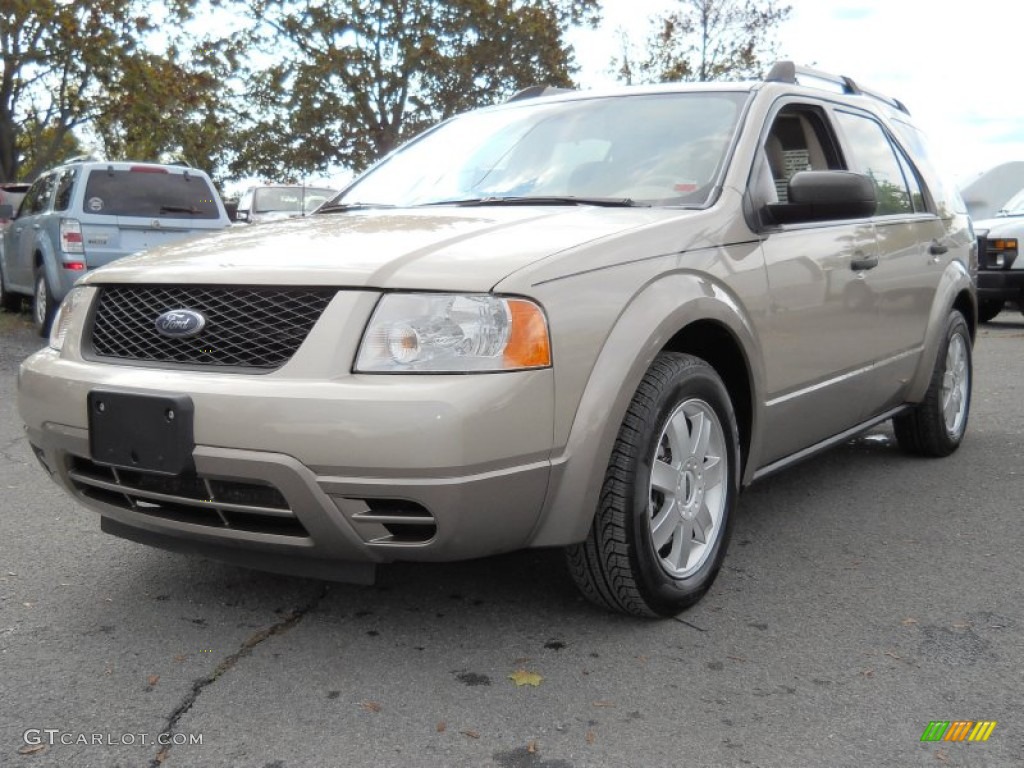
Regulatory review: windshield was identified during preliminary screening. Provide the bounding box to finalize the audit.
[253,186,337,214]
[999,187,1024,216]
[334,92,749,208]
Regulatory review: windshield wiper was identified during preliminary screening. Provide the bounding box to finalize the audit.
[316,202,396,214]
[159,205,203,215]
[427,196,645,208]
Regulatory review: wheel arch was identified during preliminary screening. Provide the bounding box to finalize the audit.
[529,273,764,548]
[906,263,976,402]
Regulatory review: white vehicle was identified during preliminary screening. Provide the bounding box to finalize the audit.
[234,185,338,224]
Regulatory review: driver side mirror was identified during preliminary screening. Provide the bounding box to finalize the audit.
[766,171,877,224]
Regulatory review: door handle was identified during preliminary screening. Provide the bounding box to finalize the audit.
[929,241,948,255]
[850,254,878,271]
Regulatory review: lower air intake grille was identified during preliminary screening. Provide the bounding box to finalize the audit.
[68,456,308,537]
[89,285,335,370]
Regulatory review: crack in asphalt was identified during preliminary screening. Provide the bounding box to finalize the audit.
[0,434,28,465]
[149,583,330,767]
[672,617,707,632]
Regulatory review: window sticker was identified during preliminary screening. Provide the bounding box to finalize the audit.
[88,197,104,212]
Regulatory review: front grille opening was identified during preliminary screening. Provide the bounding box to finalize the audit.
[380,523,437,543]
[88,285,336,371]
[349,497,437,544]
[364,498,432,517]
[68,456,308,537]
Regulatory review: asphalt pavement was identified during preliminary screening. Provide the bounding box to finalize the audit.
[1,306,1021,768]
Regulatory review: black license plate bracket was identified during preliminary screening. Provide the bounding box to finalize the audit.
[88,390,195,475]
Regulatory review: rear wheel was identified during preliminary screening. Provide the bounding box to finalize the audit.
[566,352,740,617]
[0,261,22,312]
[33,268,56,336]
[977,299,1002,323]
[893,311,971,457]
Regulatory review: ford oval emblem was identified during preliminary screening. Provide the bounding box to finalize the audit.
[155,309,206,338]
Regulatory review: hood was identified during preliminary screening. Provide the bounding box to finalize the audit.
[972,214,1024,238]
[82,206,682,291]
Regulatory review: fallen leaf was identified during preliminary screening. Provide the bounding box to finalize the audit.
[586,731,596,744]
[173,654,187,663]
[592,700,614,708]
[508,669,543,687]
[635,654,648,662]
[154,747,169,764]
[884,651,902,660]
[460,730,480,739]
[436,721,446,733]
[935,748,948,762]
[901,618,918,626]
[527,740,538,753]
[18,744,46,755]
[360,701,382,713]
[860,668,874,678]
[952,621,971,629]
[147,675,160,687]
[726,655,747,663]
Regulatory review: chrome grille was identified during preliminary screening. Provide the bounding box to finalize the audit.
[88,285,335,370]
[68,456,309,537]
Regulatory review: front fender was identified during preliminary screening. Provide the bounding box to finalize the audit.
[905,260,976,403]
[528,273,764,547]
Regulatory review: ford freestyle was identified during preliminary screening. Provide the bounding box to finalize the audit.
[17,63,976,616]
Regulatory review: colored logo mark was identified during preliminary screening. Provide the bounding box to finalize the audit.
[920,721,997,742]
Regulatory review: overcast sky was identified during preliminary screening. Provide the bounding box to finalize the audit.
[570,0,1020,183]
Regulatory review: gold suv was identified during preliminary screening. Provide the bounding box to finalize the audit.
[18,62,976,616]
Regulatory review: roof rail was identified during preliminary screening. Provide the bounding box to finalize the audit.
[764,61,909,115]
[507,85,575,103]
[62,153,103,164]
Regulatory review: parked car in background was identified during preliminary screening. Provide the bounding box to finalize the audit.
[0,182,30,228]
[18,63,976,617]
[234,184,338,224]
[0,160,231,333]
[972,187,1024,322]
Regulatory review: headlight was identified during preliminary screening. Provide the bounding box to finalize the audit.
[48,287,88,352]
[355,293,551,373]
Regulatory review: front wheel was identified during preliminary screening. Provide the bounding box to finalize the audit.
[566,352,740,617]
[977,299,1002,323]
[893,311,971,457]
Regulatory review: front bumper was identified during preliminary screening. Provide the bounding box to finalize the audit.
[18,290,556,579]
[977,268,1024,302]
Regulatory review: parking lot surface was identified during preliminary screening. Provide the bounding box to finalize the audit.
[1,308,1021,767]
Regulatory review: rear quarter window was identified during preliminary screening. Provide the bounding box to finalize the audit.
[83,169,221,219]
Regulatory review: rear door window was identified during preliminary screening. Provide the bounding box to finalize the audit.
[834,111,915,216]
[83,169,221,219]
[20,173,57,216]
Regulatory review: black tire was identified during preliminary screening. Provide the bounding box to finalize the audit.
[0,261,22,313]
[566,352,740,617]
[33,267,57,336]
[893,311,971,457]
[977,299,1003,323]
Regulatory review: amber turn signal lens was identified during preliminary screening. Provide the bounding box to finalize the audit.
[504,300,551,368]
